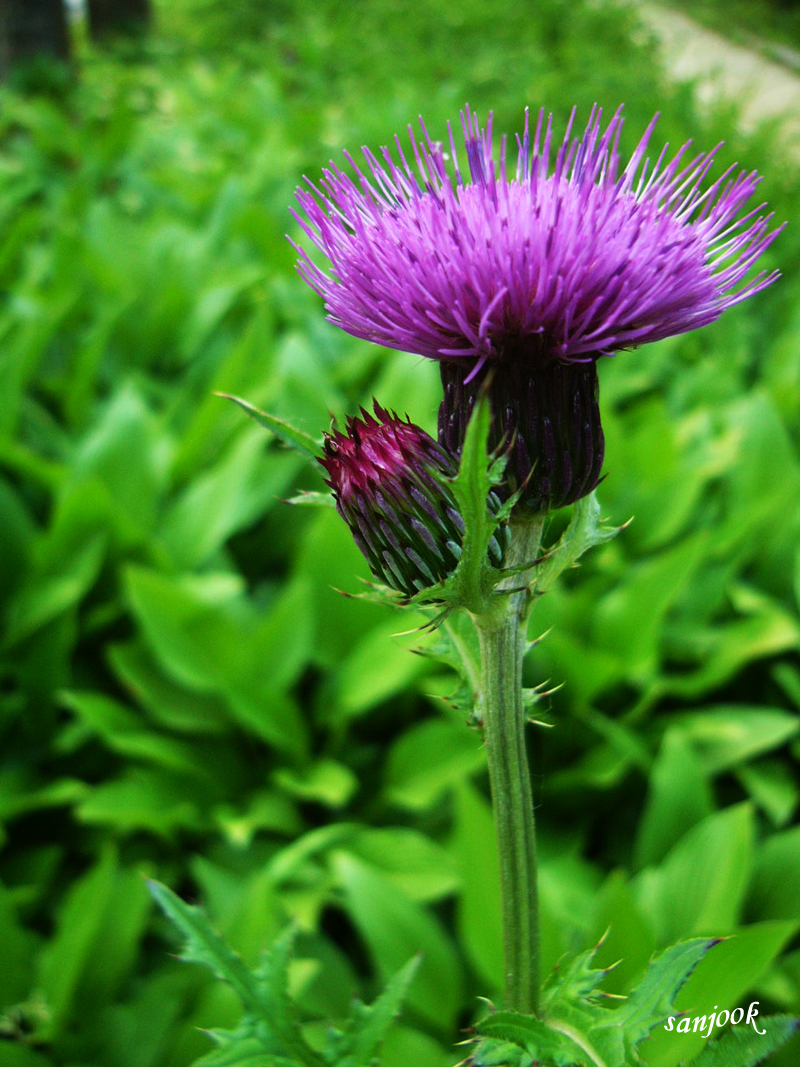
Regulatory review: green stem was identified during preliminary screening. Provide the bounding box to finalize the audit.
[473,517,544,1015]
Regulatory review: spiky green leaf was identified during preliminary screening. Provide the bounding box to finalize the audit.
[148,881,323,1067]
[475,1011,600,1066]
[343,956,421,1067]
[612,938,718,1043]
[686,1015,799,1067]
[218,394,321,461]
[535,493,623,595]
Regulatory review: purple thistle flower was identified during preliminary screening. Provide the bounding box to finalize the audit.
[320,403,506,597]
[294,106,782,512]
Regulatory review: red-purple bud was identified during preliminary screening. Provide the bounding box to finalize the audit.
[320,403,506,597]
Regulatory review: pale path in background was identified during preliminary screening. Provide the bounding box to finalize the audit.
[637,2,800,153]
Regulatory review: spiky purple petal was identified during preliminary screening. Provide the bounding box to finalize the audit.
[292,105,781,367]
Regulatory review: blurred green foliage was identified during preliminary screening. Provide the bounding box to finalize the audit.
[0,0,799,1065]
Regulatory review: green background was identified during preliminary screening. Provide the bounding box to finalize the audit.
[1,0,799,1064]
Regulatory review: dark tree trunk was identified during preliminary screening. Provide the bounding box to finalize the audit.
[87,0,152,38]
[0,0,71,81]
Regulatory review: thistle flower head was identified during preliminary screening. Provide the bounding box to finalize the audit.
[320,403,505,597]
[293,105,781,374]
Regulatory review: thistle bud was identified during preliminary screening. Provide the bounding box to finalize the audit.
[439,356,604,515]
[320,403,506,598]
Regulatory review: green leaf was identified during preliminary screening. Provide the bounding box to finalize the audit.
[57,689,208,779]
[633,805,755,943]
[37,847,119,1036]
[671,707,800,775]
[346,827,460,902]
[332,617,429,720]
[747,825,800,921]
[148,881,323,1067]
[148,879,264,1007]
[124,568,310,757]
[451,784,503,989]
[160,428,302,568]
[71,383,166,539]
[588,872,656,997]
[284,491,336,507]
[384,718,485,811]
[218,394,321,461]
[613,939,718,1043]
[380,1025,451,1067]
[634,729,714,869]
[108,640,231,736]
[475,1012,595,1066]
[196,1045,297,1067]
[444,393,501,612]
[0,883,37,1007]
[535,492,622,596]
[688,1016,799,1067]
[645,922,799,1067]
[347,956,421,1067]
[273,760,358,809]
[331,853,463,1031]
[735,759,798,827]
[4,529,106,646]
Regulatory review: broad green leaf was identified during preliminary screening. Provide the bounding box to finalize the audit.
[273,760,358,808]
[108,640,231,735]
[295,509,386,667]
[331,617,429,720]
[76,767,205,837]
[736,760,798,828]
[381,1025,451,1067]
[37,847,118,1036]
[633,804,754,943]
[746,826,800,921]
[591,531,708,679]
[0,882,38,1006]
[384,718,485,811]
[4,530,106,646]
[347,827,460,902]
[645,921,799,1067]
[331,853,463,1031]
[660,603,800,703]
[57,690,208,779]
[0,478,34,603]
[634,729,714,869]
[0,1046,52,1067]
[588,871,656,996]
[124,568,310,756]
[160,430,301,568]
[70,383,167,539]
[214,791,303,848]
[74,866,152,1007]
[0,768,86,822]
[671,707,800,775]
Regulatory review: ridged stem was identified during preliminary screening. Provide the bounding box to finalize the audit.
[472,517,544,1015]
